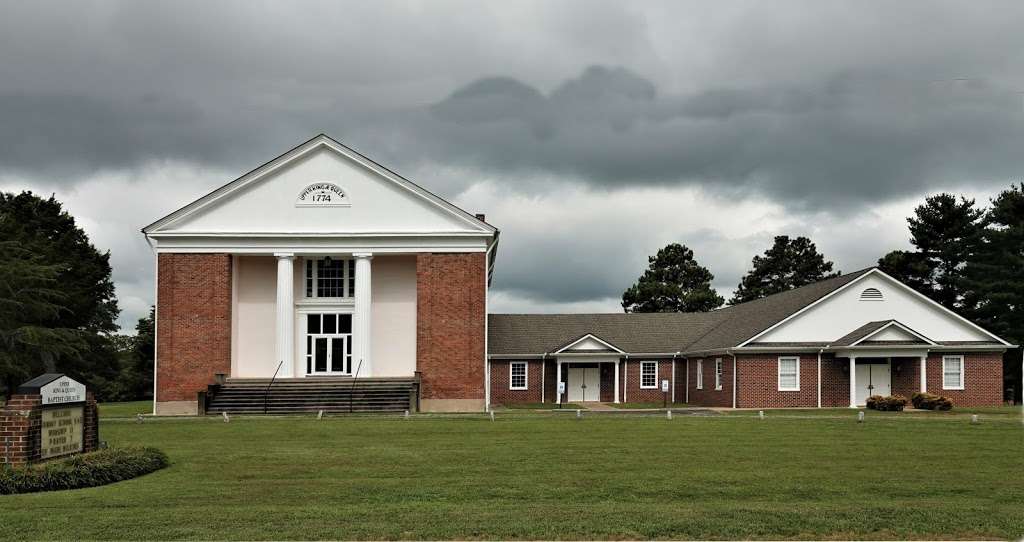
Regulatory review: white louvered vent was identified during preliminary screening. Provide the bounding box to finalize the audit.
[860,287,884,301]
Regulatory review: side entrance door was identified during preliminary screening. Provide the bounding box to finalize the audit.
[855,361,892,405]
[567,367,601,402]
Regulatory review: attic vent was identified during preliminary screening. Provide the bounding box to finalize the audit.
[860,287,884,301]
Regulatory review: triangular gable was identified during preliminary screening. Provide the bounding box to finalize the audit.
[143,134,496,235]
[743,269,1010,346]
[554,333,625,354]
[852,320,936,346]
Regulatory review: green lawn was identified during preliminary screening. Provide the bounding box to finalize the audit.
[611,402,690,409]
[98,400,153,418]
[1,411,1023,540]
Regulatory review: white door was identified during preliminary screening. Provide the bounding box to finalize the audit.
[855,362,892,405]
[567,367,601,402]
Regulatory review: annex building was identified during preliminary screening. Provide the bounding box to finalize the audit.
[144,135,1011,414]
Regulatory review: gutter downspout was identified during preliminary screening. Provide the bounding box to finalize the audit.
[144,233,158,416]
[817,349,823,409]
[685,357,689,404]
[729,351,737,409]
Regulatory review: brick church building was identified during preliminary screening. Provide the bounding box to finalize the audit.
[144,135,1011,414]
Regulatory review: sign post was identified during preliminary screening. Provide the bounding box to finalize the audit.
[557,381,566,409]
[661,379,670,408]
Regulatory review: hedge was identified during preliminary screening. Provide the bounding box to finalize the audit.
[911,392,954,411]
[0,446,168,495]
[865,394,908,411]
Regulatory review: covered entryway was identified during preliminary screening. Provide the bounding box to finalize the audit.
[567,366,601,402]
[854,360,891,406]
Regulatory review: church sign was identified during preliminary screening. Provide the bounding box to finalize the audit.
[296,182,349,207]
[1,374,98,466]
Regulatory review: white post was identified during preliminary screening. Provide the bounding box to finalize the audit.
[816,351,822,408]
[274,253,295,377]
[353,253,373,376]
[849,356,857,408]
[556,359,562,404]
[920,355,927,393]
[614,359,621,403]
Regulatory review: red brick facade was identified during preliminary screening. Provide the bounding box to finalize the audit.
[416,253,486,401]
[489,359,684,405]
[925,352,1003,406]
[489,359,545,405]
[622,359,674,403]
[1,392,99,466]
[156,253,232,403]
[686,357,734,407]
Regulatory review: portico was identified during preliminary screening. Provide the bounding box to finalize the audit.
[838,350,929,407]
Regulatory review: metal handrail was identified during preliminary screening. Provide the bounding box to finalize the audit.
[348,358,363,413]
[263,360,284,414]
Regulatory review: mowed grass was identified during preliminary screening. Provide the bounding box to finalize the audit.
[2,411,1023,540]
[97,400,152,418]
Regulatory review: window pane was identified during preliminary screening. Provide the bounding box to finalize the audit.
[307,314,320,334]
[511,363,527,389]
[314,338,328,372]
[317,258,345,297]
[338,314,352,334]
[323,314,337,334]
[348,259,356,297]
[331,338,345,372]
[305,260,313,297]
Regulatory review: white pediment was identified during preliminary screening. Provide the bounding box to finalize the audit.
[144,135,493,237]
[863,323,929,343]
[752,270,1007,345]
[555,334,624,354]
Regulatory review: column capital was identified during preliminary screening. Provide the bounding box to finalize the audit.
[273,252,295,259]
[352,252,374,259]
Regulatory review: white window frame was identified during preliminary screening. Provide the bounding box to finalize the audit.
[696,360,704,390]
[942,355,965,390]
[714,358,723,390]
[305,257,355,299]
[778,356,800,392]
[509,361,528,391]
[640,361,658,389]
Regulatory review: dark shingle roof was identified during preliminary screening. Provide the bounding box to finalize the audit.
[488,268,875,356]
[832,320,895,347]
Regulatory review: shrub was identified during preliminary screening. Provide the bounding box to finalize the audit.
[866,395,907,411]
[911,392,954,411]
[0,446,168,495]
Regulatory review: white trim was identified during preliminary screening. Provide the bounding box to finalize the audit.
[553,333,625,354]
[850,320,937,346]
[509,361,528,391]
[942,355,965,390]
[714,358,723,390]
[738,268,1012,347]
[778,356,800,392]
[816,350,822,408]
[685,358,690,403]
[144,135,496,235]
[640,360,658,389]
[696,360,704,390]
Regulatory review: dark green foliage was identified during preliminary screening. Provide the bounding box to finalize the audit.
[0,446,168,495]
[866,394,907,411]
[730,235,839,304]
[880,193,984,311]
[911,392,953,411]
[622,243,723,312]
[0,191,121,398]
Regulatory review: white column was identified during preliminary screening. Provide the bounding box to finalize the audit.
[556,360,562,404]
[920,355,927,393]
[353,253,373,377]
[274,253,295,378]
[614,360,621,403]
[849,356,857,408]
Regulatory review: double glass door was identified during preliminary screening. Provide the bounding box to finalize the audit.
[305,313,353,375]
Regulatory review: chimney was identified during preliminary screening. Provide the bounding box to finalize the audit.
[474,213,486,223]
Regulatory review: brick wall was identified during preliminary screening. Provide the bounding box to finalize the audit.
[686,357,733,407]
[736,353,818,408]
[926,352,1004,406]
[890,357,920,398]
[622,359,673,403]
[416,253,486,401]
[1,392,98,466]
[489,359,544,405]
[821,356,849,407]
[156,253,233,403]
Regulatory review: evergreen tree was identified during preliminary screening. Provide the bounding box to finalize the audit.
[622,243,723,313]
[730,236,839,304]
[877,249,934,298]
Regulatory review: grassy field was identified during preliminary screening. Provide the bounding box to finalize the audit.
[97,400,152,418]
[1,407,1022,540]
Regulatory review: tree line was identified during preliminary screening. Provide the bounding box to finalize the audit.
[621,183,1024,401]
[0,191,153,401]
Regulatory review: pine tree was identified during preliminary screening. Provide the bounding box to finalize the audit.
[622,243,723,313]
[730,236,839,304]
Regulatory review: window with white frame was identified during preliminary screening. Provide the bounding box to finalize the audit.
[510,362,528,390]
[696,360,704,390]
[778,356,800,391]
[305,258,356,298]
[715,358,723,390]
[943,355,964,390]
[640,361,658,389]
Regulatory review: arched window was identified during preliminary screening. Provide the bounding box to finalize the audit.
[859,287,884,301]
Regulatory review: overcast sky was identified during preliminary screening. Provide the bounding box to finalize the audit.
[2,1,1023,332]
